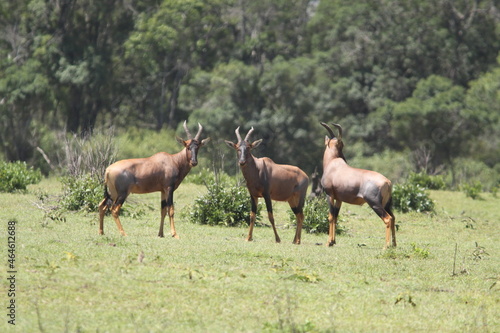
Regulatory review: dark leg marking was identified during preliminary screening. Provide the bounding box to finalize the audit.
[330,205,340,217]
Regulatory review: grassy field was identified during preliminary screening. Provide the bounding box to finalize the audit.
[1,178,499,332]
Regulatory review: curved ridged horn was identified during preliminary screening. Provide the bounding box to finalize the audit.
[235,126,242,142]
[244,127,254,142]
[183,120,192,140]
[194,123,203,141]
[331,123,342,141]
[321,122,335,139]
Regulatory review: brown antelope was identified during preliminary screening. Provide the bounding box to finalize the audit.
[225,127,309,244]
[320,122,396,248]
[98,121,210,238]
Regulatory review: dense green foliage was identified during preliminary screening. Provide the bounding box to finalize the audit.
[0,161,42,192]
[392,183,435,213]
[1,0,499,190]
[189,179,261,227]
[60,175,103,212]
[407,171,446,190]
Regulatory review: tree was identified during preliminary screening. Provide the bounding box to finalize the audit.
[388,75,467,175]
[306,0,500,115]
[465,58,500,167]
[122,0,236,130]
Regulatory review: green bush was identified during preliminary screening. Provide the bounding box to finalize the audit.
[461,181,483,200]
[288,196,347,235]
[392,182,435,213]
[408,172,446,190]
[60,174,102,212]
[189,179,260,227]
[0,161,42,192]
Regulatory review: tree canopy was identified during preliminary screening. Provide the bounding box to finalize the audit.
[1,0,499,186]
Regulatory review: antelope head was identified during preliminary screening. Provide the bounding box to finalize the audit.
[321,122,345,161]
[225,127,263,166]
[176,121,210,167]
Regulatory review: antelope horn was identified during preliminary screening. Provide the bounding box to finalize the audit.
[320,122,335,139]
[244,127,254,142]
[194,123,203,141]
[331,123,342,141]
[183,120,192,140]
[235,126,242,142]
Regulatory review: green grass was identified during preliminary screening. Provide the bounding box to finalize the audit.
[1,179,499,332]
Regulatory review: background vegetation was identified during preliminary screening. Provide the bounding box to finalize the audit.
[2,2,499,331]
[1,0,499,191]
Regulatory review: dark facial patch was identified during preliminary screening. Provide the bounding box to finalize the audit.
[188,140,200,165]
[238,141,249,164]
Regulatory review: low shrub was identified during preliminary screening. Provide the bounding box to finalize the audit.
[60,174,102,212]
[0,161,42,192]
[189,179,260,227]
[461,181,483,200]
[392,182,435,213]
[408,172,446,190]
[288,196,347,235]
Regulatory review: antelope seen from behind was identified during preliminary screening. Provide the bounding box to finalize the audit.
[98,122,210,238]
[225,127,309,244]
[320,122,396,248]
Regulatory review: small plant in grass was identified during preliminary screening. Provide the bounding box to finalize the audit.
[471,242,489,261]
[377,243,431,259]
[289,196,347,235]
[461,181,483,200]
[395,292,417,307]
[0,161,42,192]
[410,242,431,259]
[190,178,261,227]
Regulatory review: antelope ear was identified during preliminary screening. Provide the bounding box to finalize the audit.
[251,139,263,149]
[224,140,237,149]
[176,136,186,145]
[201,137,211,146]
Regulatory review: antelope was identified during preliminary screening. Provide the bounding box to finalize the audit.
[320,122,396,248]
[225,127,309,244]
[98,121,210,238]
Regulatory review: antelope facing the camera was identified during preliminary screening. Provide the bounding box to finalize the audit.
[320,122,396,248]
[225,127,309,244]
[98,121,210,238]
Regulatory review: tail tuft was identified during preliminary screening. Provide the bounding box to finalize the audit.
[103,184,113,207]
